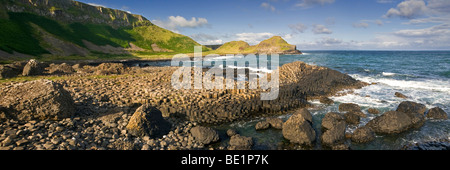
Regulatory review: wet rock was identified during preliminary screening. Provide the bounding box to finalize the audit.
[294,108,313,123]
[0,79,75,121]
[321,112,347,147]
[255,121,270,131]
[396,101,427,115]
[126,104,171,138]
[339,103,361,112]
[366,111,425,134]
[266,118,284,129]
[351,126,375,143]
[319,97,334,105]
[228,134,253,150]
[426,107,448,120]
[282,110,316,146]
[395,92,408,99]
[190,126,220,145]
[226,129,237,137]
[404,141,450,150]
[368,108,380,115]
[22,59,46,76]
[344,112,360,125]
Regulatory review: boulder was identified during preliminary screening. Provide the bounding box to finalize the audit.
[396,101,427,115]
[319,97,334,105]
[395,92,408,99]
[366,111,425,134]
[190,126,220,145]
[321,112,347,146]
[95,63,127,75]
[294,108,313,123]
[226,129,238,137]
[426,107,448,120]
[351,126,375,143]
[321,112,345,130]
[339,103,361,112]
[344,112,360,125]
[22,59,46,76]
[349,110,367,118]
[282,110,316,146]
[368,108,380,115]
[126,104,172,138]
[255,121,270,131]
[0,79,75,121]
[0,65,17,79]
[266,118,284,129]
[47,63,75,75]
[228,134,253,150]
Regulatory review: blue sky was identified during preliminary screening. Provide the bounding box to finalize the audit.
[78,0,450,50]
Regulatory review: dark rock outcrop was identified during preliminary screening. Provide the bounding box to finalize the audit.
[339,103,361,112]
[190,126,220,145]
[395,92,408,99]
[0,65,16,79]
[226,129,238,137]
[366,111,425,134]
[426,107,448,120]
[282,109,316,146]
[396,101,427,115]
[351,126,375,143]
[255,121,270,131]
[228,134,253,150]
[22,59,46,76]
[0,79,75,121]
[47,63,75,75]
[368,108,380,115]
[319,97,334,105]
[126,104,172,138]
[344,112,360,125]
[279,62,367,99]
[321,112,347,146]
[95,63,127,75]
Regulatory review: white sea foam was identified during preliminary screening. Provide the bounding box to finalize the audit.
[382,72,396,76]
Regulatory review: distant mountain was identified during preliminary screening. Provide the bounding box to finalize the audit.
[214,36,301,55]
[0,0,209,60]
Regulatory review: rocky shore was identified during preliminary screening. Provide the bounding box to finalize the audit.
[1,59,446,150]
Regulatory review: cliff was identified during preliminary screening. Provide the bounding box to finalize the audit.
[0,0,208,59]
[213,36,301,55]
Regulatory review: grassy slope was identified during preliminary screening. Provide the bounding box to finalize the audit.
[0,12,209,59]
[210,36,294,55]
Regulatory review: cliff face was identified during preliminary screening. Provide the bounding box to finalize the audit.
[0,0,207,58]
[2,0,150,28]
[214,36,301,55]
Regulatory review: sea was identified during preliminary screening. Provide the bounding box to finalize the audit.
[209,51,450,150]
[133,51,450,150]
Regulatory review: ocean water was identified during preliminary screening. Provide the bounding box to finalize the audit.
[211,51,450,150]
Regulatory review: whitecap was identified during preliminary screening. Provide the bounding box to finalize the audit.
[382,72,396,76]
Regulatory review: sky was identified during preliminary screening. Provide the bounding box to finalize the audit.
[77,0,450,50]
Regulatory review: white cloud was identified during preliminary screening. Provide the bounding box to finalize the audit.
[296,0,335,8]
[152,16,208,32]
[87,3,107,8]
[190,33,223,45]
[312,24,332,34]
[375,20,384,26]
[289,23,308,34]
[235,32,275,45]
[385,0,428,19]
[394,24,450,37]
[261,2,276,12]
[318,37,343,46]
[353,22,369,28]
[377,0,397,3]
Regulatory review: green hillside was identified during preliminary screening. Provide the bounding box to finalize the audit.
[0,0,209,60]
[211,36,300,55]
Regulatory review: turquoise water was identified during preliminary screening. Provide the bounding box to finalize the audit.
[212,51,450,150]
